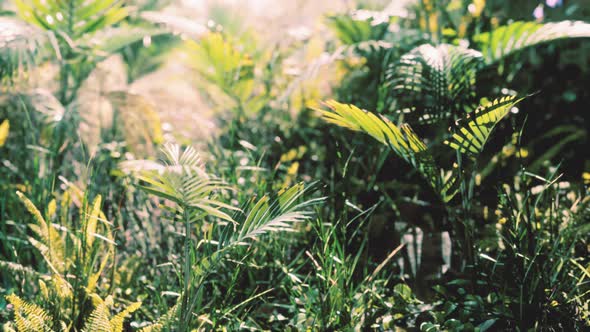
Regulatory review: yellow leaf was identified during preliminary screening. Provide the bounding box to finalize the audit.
[0,119,9,146]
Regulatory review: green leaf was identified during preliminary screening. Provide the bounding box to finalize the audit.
[82,26,169,56]
[326,10,391,45]
[315,100,460,202]
[184,32,255,103]
[381,43,483,123]
[0,17,46,86]
[475,20,590,64]
[14,0,127,38]
[444,95,525,158]
[221,182,322,248]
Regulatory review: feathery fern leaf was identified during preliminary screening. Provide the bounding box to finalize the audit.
[16,191,67,273]
[110,301,141,332]
[6,294,54,332]
[382,44,483,123]
[444,95,525,158]
[475,20,590,64]
[83,295,113,332]
[138,302,179,332]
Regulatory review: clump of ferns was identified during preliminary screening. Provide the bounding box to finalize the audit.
[3,182,141,331]
[121,142,323,331]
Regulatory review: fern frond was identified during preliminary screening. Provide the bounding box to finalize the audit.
[83,295,112,332]
[6,294,54,332]
[85,195,102,250]
[110,301,141,332]
[444,95,525,158]
[87,251,110,294]
[138,302,179,332]
[475,20,590,64]
[17,191,66,273]
[382,44,483,123]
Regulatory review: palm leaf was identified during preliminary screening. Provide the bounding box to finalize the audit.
[326,10,392,45]
[381,43,483,123]
[444,95,525,158]
[220,182,322,248]
[184,32,255,103]
[14,0,127,38]
[0,17,47,88]
[475,20,590,64]
[190,182,323,279]
[80,25,168,56]
[124,143,237,223]
[315,100,459,201]
[140,11,207,38]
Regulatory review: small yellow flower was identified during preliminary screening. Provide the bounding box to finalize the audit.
[583,172,590,184]
[550,300,559,307]
[502,145,515,157]
[518,148,529,158]
[498,217,507,225]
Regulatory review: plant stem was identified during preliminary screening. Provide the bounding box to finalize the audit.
[179,205,191,332]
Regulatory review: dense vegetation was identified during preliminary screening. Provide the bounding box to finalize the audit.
[1,0,589,330]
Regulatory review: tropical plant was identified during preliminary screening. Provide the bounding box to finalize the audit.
[122,143,323,330]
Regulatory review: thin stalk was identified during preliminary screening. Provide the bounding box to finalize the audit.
[179,205,191,332]
[456,150,476,288]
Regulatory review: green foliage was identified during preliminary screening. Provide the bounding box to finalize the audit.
[14,0,126,38]
[381,43,483,121]
[315,99,459,202]
[2,0,590,330]
[475,20,590,64]
[3,187,140,331]
[326,10,392,45]
[125,143,323,329]
[184,31,267,116]
[5,294,53,332]
[0,17,46,88]
[444,95,524,157]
